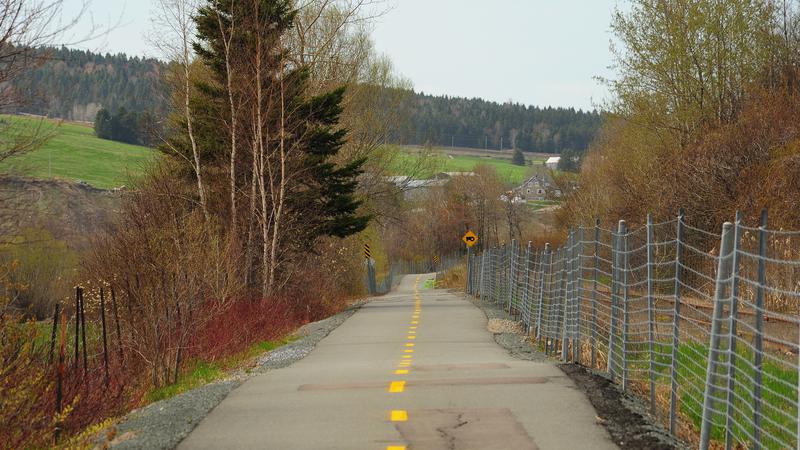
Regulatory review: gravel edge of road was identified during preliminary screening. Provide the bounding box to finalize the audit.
[102,301,367,450]
[459,290,685,450]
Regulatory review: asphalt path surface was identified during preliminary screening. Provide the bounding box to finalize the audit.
[179,274,617,450]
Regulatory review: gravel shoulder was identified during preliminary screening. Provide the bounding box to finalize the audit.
[100,301,366,449]
[460,289,685,450]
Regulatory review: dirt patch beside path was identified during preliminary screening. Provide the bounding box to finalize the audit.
[559,364,685,450]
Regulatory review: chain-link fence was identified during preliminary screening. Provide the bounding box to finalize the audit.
[466,210,800,450]
[370,253,464,294]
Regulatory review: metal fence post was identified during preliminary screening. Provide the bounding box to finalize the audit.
[537,243,550,344]
[646,214,656,414]
[700,222,735,450]
[522,241,533,332]
[620,221,630,392]
[575,227,584,364]
[496,247,501,303]
[592,219,600,369]
[669,208,686,435]
[608,222,622,378]
[562,232,573,362]
[547,246,557,355]
[549,247,561,355]
[531,250,542,334]
[753,209,768,450]
[724,211,743,450]
[508,240,516,314]
[479,251,487,301]
[555,247,565,357]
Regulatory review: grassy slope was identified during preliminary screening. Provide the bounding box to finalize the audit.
[387,146,545,185]
[0,116,156,189]
[0,120,540,188]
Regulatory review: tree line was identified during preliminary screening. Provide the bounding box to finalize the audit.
[10,47,600,163]
[391,91,603,155]
[94,108,158,146]
[10,46,167,122]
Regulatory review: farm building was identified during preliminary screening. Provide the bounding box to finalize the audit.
[514,174,564,200]
[545,156,561,169]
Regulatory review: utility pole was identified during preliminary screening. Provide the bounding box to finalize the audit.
[451,135,454,147]
[500,136,503,151]
[484,136,487,149]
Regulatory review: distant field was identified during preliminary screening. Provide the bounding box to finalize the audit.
[528,199,561,211]
[387,146,548,185]
[0,116,156,189]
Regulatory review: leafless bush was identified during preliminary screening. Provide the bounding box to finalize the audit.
[83,164,242,387]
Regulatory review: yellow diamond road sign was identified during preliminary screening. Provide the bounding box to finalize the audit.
[462,230,478,247]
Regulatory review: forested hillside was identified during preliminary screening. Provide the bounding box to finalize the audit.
[12,47,601,157]
[11,47,167,121]
[393,92,602,154]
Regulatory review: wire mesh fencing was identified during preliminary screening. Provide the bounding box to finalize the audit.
[373,253,463,294]
[465,210,800,450]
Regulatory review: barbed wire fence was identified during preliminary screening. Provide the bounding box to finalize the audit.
[465,209,800,450]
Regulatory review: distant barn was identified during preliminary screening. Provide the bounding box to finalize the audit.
[545,156,561,170]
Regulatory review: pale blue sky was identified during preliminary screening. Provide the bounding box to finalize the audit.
[63,0,619,110]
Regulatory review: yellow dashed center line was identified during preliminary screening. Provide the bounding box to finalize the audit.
[386,278,428,448]
[390,410,408,422]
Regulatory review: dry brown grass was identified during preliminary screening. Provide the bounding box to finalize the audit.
[437,263,466,289]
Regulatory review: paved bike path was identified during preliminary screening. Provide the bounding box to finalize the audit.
[179,275,617,450]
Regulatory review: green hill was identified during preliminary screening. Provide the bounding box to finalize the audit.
[0,116,157,189]
[386,146,544,185]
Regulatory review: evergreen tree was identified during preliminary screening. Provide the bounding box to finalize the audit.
[93,107,157,146]
[178,0,369,288]
[94,108,112,139]
[511,148,525,166]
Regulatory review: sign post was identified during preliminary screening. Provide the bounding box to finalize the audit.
[462,231,479,293]
[364,244,376,294]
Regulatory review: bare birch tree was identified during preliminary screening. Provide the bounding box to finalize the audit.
[150,0,209,220]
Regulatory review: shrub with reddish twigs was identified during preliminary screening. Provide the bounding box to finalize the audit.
[187,297,297,362]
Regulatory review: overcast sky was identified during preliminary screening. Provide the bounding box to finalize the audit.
[62,0,618,110]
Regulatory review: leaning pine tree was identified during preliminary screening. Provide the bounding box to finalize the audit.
[165,0,369,295]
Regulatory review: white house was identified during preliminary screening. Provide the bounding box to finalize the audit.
[545,156,561,170]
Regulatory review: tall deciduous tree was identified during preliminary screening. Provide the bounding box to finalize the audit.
[607,0,776,146]
[182,0,369,295]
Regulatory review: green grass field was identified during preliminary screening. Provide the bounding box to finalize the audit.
[528,199,561,211]
[0,116,157,189]
[387,146,545,185]
[0,119,545,189]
